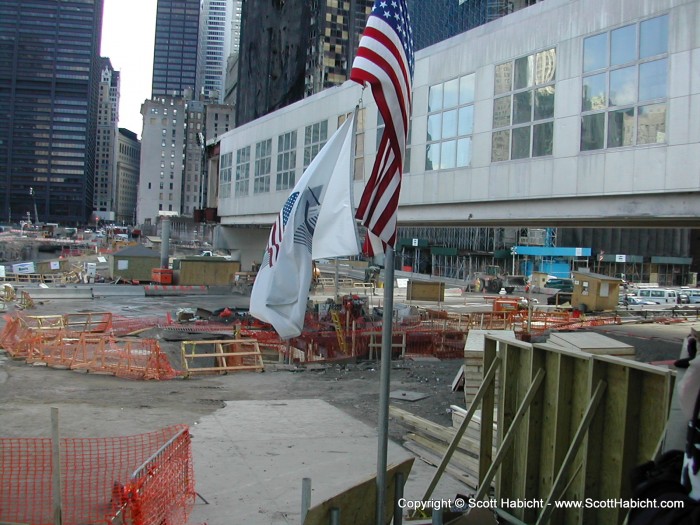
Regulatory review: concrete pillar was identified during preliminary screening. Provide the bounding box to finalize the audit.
[160,217,171,269]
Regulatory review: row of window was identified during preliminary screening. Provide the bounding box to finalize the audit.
[219,15,669,197]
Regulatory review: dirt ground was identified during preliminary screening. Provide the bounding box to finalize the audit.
[0,292,466,444]
[1,283,693,443]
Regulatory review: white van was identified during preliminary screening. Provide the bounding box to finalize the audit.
[635,288,679,304]
[685,289,700,304]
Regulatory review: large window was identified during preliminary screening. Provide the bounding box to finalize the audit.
[234,146,250,197]
[426,73,475,170]
[219,152,232,198]
[254,139,272,194]
[491,49,556,162]
[276,131,297,190]
[304,120,328,169]
[339,108,366,180]
[581,15,668,151]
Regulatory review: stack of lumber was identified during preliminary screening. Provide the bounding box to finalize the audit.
[390,405,497,490]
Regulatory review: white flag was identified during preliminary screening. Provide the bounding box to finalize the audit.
[249,114,360,338]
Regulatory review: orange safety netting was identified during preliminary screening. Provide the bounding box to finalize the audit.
[0,314,178,380]
[0,425,194,525]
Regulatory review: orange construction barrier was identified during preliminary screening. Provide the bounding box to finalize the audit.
[0,313,178,380]
[0,425,195,525]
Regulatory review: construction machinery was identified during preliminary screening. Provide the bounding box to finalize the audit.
[471,265,527,294]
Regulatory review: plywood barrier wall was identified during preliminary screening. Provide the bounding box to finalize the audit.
[477,335,674,525]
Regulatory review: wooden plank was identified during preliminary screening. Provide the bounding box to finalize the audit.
[495,341,519,500]
[403,442,478,488]
[637,370,674,463]
[581,357,608,525]
[389,406,484,457]
[480,336,499,488]
[475,367,545,501]
[421,355,501,502]
[539,351,561,499]
[521,347,545,524]
[302,458,414,525]
[597,363,630,525]
[535,380,606,525]
[405,433,480,476]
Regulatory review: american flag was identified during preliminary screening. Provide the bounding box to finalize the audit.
[351,0,414,249]
[265,191,299,267]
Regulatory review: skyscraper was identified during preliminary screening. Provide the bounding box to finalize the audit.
[151,0,201,99]
[94,58,120,222]
[235,0,374,127]
[115,129,140,225]
[408,0,543,51]
[0,0,104,225]
[199,0,234,103]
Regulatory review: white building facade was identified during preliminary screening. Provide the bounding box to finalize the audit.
[214,0,700,271]
[137,97,187,226]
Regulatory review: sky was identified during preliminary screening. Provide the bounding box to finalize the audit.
[100,0,158,137]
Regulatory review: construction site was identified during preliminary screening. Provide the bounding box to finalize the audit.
[1,230,700,524]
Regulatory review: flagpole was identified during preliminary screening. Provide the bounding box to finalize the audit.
[376,246,395,525]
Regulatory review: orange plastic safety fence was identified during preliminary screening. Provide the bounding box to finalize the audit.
[0,315,179,380]
[0,425,194,525]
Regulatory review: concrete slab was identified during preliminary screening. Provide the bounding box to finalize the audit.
[20,286,93,300]
[91,284,145,297]
[189,399,469,525]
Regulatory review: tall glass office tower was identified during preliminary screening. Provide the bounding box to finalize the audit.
[0,0,104,225]
[151,0,201,99]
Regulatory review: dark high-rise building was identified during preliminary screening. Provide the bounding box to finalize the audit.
[151,0,201,99]
[236,0,374,127]
[234,0,545,127]
[0,0,104,225]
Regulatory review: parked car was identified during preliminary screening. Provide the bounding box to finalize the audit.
[544,278,574,293]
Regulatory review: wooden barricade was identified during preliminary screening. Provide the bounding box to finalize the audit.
[180,338,265,377]
[456,335,674,525]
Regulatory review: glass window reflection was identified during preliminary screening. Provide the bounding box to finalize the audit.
[458,106,474,135]
[581,113,605,151]
[440,141,456,169]
[443,78,459,108]
[425,142,440,170]
[511,126,531,159]
[607,108,635,147]
[493,96,512,128]
[460,74,475,105]
[495,62,512,94]
[513,91,532,124]
[428,84,443,112]
[534,87,555,120]
[532,122,553,157]
[609,66,636,106]
[427,113,442,141]
[514,55,534,90]
[442,109,458,139]
[584,33,607,72]
[637,103,666,144]
[491,130,510,162]
[640,15,668,58]
[582,74,607,111]
[611,24,636,66]
[457,137,471,167]
[639,59,667,101]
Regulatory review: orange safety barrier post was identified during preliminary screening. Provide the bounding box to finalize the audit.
[0,424,195,525]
